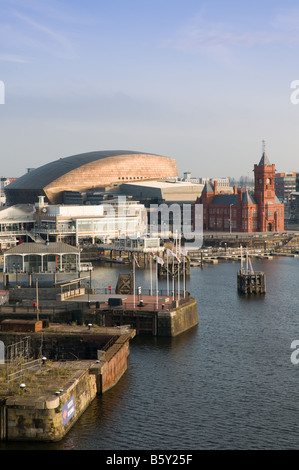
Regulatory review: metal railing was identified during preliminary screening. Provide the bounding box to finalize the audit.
[0,304,70,314]
[7,358,42,383]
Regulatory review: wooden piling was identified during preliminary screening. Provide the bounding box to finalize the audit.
[237,270,266,295]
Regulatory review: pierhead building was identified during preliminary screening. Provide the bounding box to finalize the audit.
[197,149,284,233]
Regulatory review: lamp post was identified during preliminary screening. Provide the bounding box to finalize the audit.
[229,204,234,234]
[36,278,39,321]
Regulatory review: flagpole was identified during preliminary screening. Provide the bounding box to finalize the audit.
[175,232,177,300]
[150,254,153,296]
[183,255,186,298]
[177,234,180,301]
[156,258,158,309]
[172,254,175,300]
[133,256,135,308]
[167,249,169,296]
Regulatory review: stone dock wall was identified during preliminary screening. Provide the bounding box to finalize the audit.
[0,332,134,442]
[103,296,198,336]
[3,364,98,442]
[0,293,199,337]
[157,297,198,336]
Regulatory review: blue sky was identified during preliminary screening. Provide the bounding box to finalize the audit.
[1,0,299,179]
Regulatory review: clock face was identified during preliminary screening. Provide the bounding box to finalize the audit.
[259,179,262,184]
[266,178,270,184]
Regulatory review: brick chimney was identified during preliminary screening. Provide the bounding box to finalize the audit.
[214,180,217,194]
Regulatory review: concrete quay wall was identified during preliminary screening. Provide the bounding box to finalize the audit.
[102,296,198,337]
[93,334,131,394]
[4,365,98,442]
[0,332,134,442]
[157,297,198,336]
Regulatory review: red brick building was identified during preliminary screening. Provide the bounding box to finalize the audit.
[196,150,284,233]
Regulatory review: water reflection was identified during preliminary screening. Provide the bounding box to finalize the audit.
[2,257,299,449]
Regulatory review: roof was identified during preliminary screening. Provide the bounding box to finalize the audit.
[5,150,164,191]
[4,242,80,255]
[242,190,257,204]
[258,151,271,166]
[120,180,204,202]
[121,180,195,189]
[202,181,214,193]
[0,204,35,221]
[211,194,239,205]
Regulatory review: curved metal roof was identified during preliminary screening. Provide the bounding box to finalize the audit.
[6,150,162,190]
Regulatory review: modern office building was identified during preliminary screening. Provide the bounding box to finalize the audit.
[275,172,296,202]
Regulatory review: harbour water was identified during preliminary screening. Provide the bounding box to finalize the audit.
[2,256,299,450]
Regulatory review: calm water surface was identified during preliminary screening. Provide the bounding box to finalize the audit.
[2,256,299,450]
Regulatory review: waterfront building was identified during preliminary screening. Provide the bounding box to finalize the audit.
[196,149,284,232]
[0,204,35,249]
[0,177,16,206]
[119,180,205,237]
[275,172,296,202]
[0,196,147,249]
[5,150,178,205]
[3,241,80,273]
[179,172,231,189]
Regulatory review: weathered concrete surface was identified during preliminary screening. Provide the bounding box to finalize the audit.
[0,326,135,441]
[157,297,198,336]
[100,295,198,336]
[91,333,132,394]
[5,363,98,442]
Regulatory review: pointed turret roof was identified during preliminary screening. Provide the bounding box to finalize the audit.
[258,151,271,166]
[258,140,271,166]
[202,181,214,193]
[242,190,257,204]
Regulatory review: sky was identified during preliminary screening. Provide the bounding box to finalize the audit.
[1,0,299,179]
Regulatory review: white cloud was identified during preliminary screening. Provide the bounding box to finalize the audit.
[0,53,31,63]
[167,11,299,56]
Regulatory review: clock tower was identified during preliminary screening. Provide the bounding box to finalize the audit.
[254,141,281,231]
